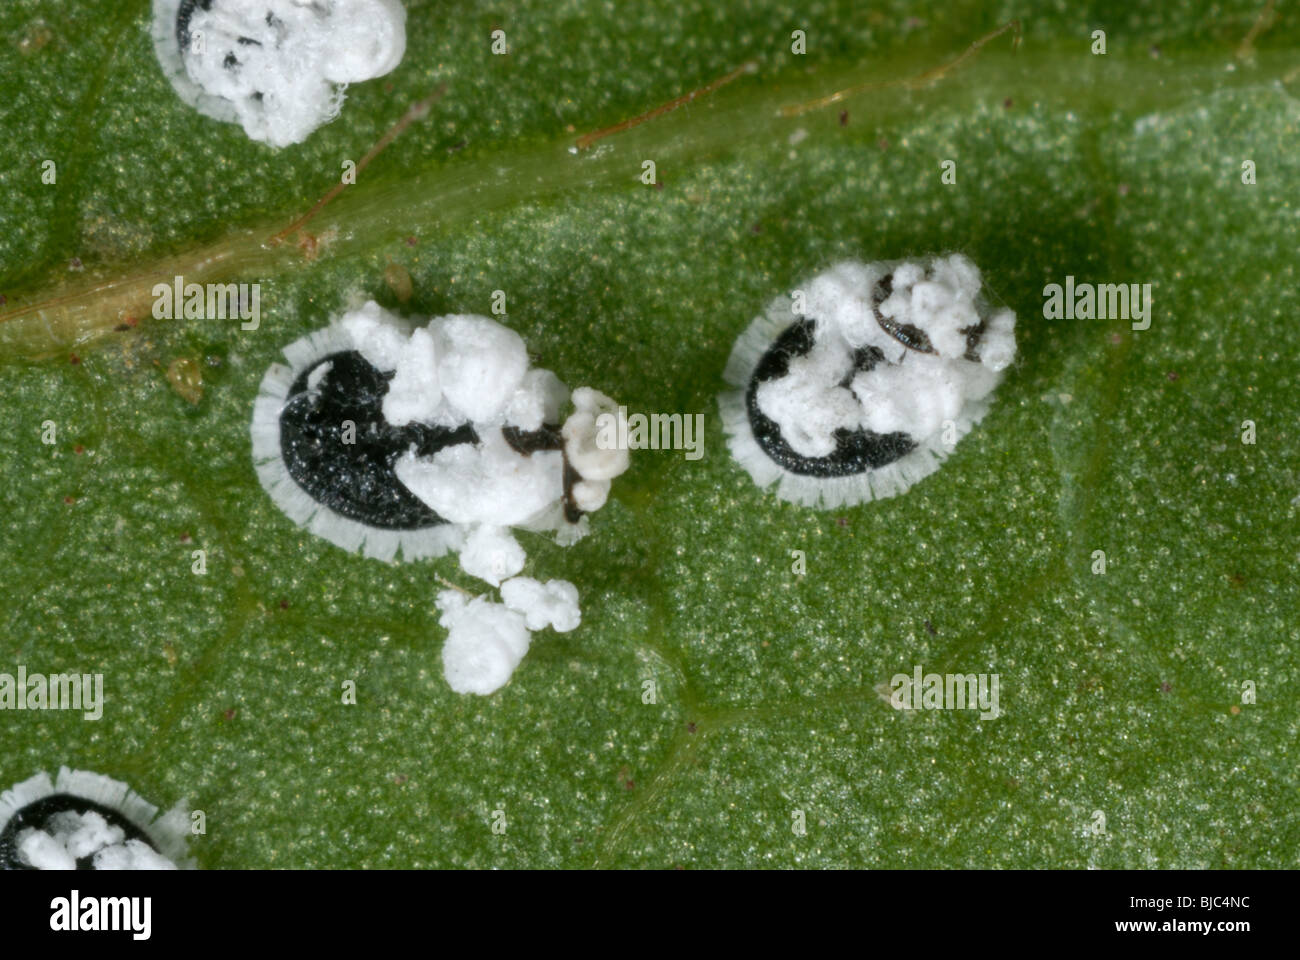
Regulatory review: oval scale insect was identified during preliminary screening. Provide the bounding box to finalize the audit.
[251,304,624,563]
[719,255,1016,509]
[0,768,191,871]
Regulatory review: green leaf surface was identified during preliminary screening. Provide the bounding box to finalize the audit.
[1,0,1296,868]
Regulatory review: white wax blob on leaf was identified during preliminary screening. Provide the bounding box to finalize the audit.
[435,316,531,424]
[458,524,527,587]
[437,591,533,696]
[381,326,442,426]
[753,339,861,458]
[501,577,581,633]
[435,576,581,695]
[395,431,565,527]
[338,299,412,371]
[506,369,568,432]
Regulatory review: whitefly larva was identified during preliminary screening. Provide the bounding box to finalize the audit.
[0,767,193,870]
[250,301,631,695]
[151,0,408,147]
[719,254,1016,509]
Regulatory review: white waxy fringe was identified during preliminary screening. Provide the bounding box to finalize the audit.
[0,766,194,869]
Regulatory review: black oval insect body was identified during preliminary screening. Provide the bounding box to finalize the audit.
[744,319,916,477]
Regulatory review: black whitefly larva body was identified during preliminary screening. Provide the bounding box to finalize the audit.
[279,351,475,530]
[278,351,581,531]
[744,318,916,478]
